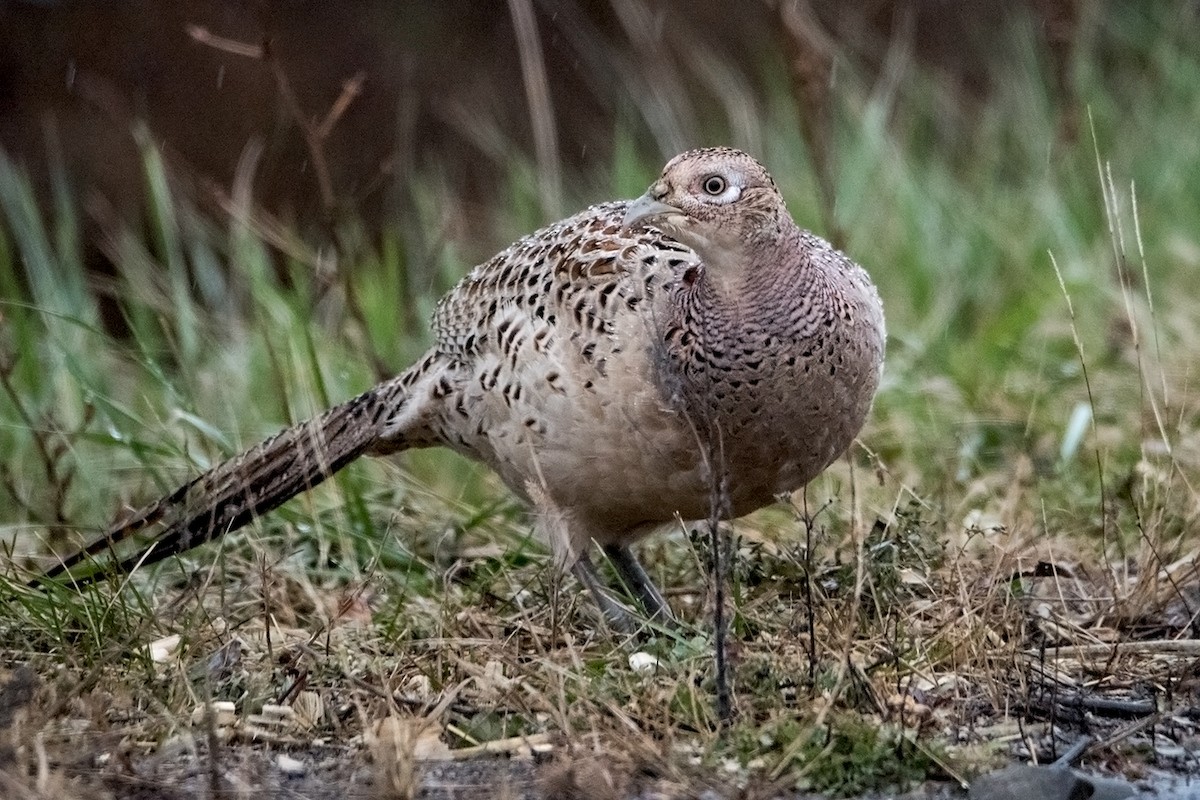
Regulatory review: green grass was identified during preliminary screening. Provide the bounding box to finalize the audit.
[3,3,1200,796]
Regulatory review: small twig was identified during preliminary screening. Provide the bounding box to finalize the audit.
[1056,694,1157,719]
[0,348,89,530]
[261,555,275,664]
[1025,639,1200,658]
[771,502,863,779]
[186,24,265,58]
[1052,734,1093,767]
[262,40,337,215]
[1093,712,1162,753]
[705,434,733,726]
[187,24,363,217]
[445,732,554,760]
[316,73,366,141]
[784,490,832,689]
[709,503,732,725]
[0,350,59,489]
[802,489,816,686]
[202,176,326,269]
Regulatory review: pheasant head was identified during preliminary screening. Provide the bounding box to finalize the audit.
[623,147,790,278]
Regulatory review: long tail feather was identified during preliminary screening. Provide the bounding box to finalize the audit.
[41,381,404,586]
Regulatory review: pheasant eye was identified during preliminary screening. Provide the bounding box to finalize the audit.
[702,175,727,196]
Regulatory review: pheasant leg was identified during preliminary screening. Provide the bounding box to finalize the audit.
[571,553,642,634]
[603,544,676,624]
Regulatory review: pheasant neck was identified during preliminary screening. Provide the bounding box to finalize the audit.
[695,218,813,321]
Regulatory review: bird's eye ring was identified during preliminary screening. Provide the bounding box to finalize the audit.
[702,175,727,196]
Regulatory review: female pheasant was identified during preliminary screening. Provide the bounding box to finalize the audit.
[46,148,886,628]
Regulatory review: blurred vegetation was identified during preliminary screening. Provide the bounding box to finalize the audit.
[1,1,1199,795]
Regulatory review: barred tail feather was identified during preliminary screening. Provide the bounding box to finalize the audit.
[41,381,404,585]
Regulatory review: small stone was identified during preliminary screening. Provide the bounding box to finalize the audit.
[147,634,181,663]
[628,652,659,673]
[276,754,306,776]
[191,701,237,728]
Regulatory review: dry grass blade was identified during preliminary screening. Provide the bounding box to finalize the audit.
[508,0,562,218]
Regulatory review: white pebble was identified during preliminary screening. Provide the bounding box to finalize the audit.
[276,754,306,776]
[628,652,659,673]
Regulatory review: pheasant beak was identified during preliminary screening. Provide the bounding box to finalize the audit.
[622,192,683,231]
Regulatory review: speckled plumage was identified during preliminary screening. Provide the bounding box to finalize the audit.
[49,148,885,622]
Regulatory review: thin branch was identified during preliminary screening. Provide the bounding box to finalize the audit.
[317,73,367,142]
[186,24,265,58]
[263,40,336,215]
[187,24,365,217]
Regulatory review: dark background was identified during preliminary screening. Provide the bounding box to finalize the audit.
[0,0,1080,242]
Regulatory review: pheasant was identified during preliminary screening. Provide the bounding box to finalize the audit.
[44,148,886,629]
